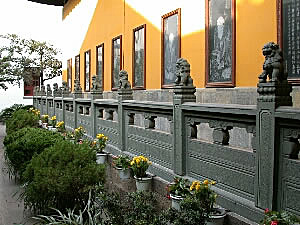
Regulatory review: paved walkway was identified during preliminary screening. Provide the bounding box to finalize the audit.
[0,125,35,225]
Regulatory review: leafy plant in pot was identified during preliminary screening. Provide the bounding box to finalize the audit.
[94,133,108,164]
[48,115,57,131]
[112,155,131,179]
[41,114,48,128]
[167,177,191,211]
[190,180,226,225]
[74,126,85,142]
[261,208,300,225]
[130,155,152,191]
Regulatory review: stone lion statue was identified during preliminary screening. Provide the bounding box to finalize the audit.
[61,81,69,91]
[118,70,131,90]
[174,58,194,87]
[53,83,58,92]
[46,84,52,95]
[40,85,46,94]
[91,75,101,91]
[258,42,285,83]
[73,78,82,92]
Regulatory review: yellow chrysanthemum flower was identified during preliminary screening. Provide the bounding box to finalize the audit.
[203,180,209,185]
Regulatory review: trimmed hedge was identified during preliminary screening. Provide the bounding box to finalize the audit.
[22,140,105,214]
[4,127,64,178]
[5,108,38,134]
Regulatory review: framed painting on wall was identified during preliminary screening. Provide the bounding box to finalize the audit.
[111,35,122,90]
[277,0,300,84]
[67,58,72,90]
[133,24,146,89]
[75,54,80,80]
[205,0,236,87]
[162,9,181,88]
[84,50,91,91]
[96,43,104,90]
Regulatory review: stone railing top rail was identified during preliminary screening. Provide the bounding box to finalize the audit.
[275,106,300,120]
[63,97,73,102]
[75,98,92,103]
[123,100,173,110]
[94,99,118,106]
[182,103,257,116]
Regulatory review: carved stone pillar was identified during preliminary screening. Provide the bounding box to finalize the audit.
[173,58,196,175]
[255,42,292,210]
[117,70,133,152]
[73,78,83,99]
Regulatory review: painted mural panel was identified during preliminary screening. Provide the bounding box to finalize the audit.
[282,0,300,79]
[85,50,90,91]
[207,0,235,86]
[162,10,180,86]
[112,36,122,89]
[75,54,80,80]
[133,25,145,88]
[97,44,104,89]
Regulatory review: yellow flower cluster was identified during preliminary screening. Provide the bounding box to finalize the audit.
[50,116,56,121]
[29,108,40,116]
[56,121,64,128]
[42,114,49,119]
[75,126,84,133]
[96,133,108,141]
[130,155,151,166]
[190,180,216,191]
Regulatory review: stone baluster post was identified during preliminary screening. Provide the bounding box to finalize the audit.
[256,42,292,210]
[90,75,103,138]
[117,70,133,151]
[172,58,196,175]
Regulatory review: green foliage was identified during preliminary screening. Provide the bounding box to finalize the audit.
[261,209,300,225]
[4,127,64,178]
[0,104,32,122]
[22,140,106,214]
[5,108,39,134]
[157,195,209,225]
[167,177,191,197]
[112,155,131,169]
[99,191,159,225]
[33,190,106,225]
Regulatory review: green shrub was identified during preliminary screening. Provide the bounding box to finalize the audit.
[4,127,64,178]
[0,104,32,122]
[100,191,159,225]
[157,195,209,225]
[5,108,39,134]
[22,140,105,214]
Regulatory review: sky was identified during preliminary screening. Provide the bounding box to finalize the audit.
[0,0,63,48]
[0,0,63,111]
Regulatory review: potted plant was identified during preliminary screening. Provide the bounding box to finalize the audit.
[56,121,65,133]
[41,114,48,128]
[74,126,85,142]
[261,208,300,225]
[64,130,75,143]
[190,180,226,225]
[130,155,152,191]
[48,115,57,131]
[167,177,191,211]
[94,133,108,164]
[112,155,131,179]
